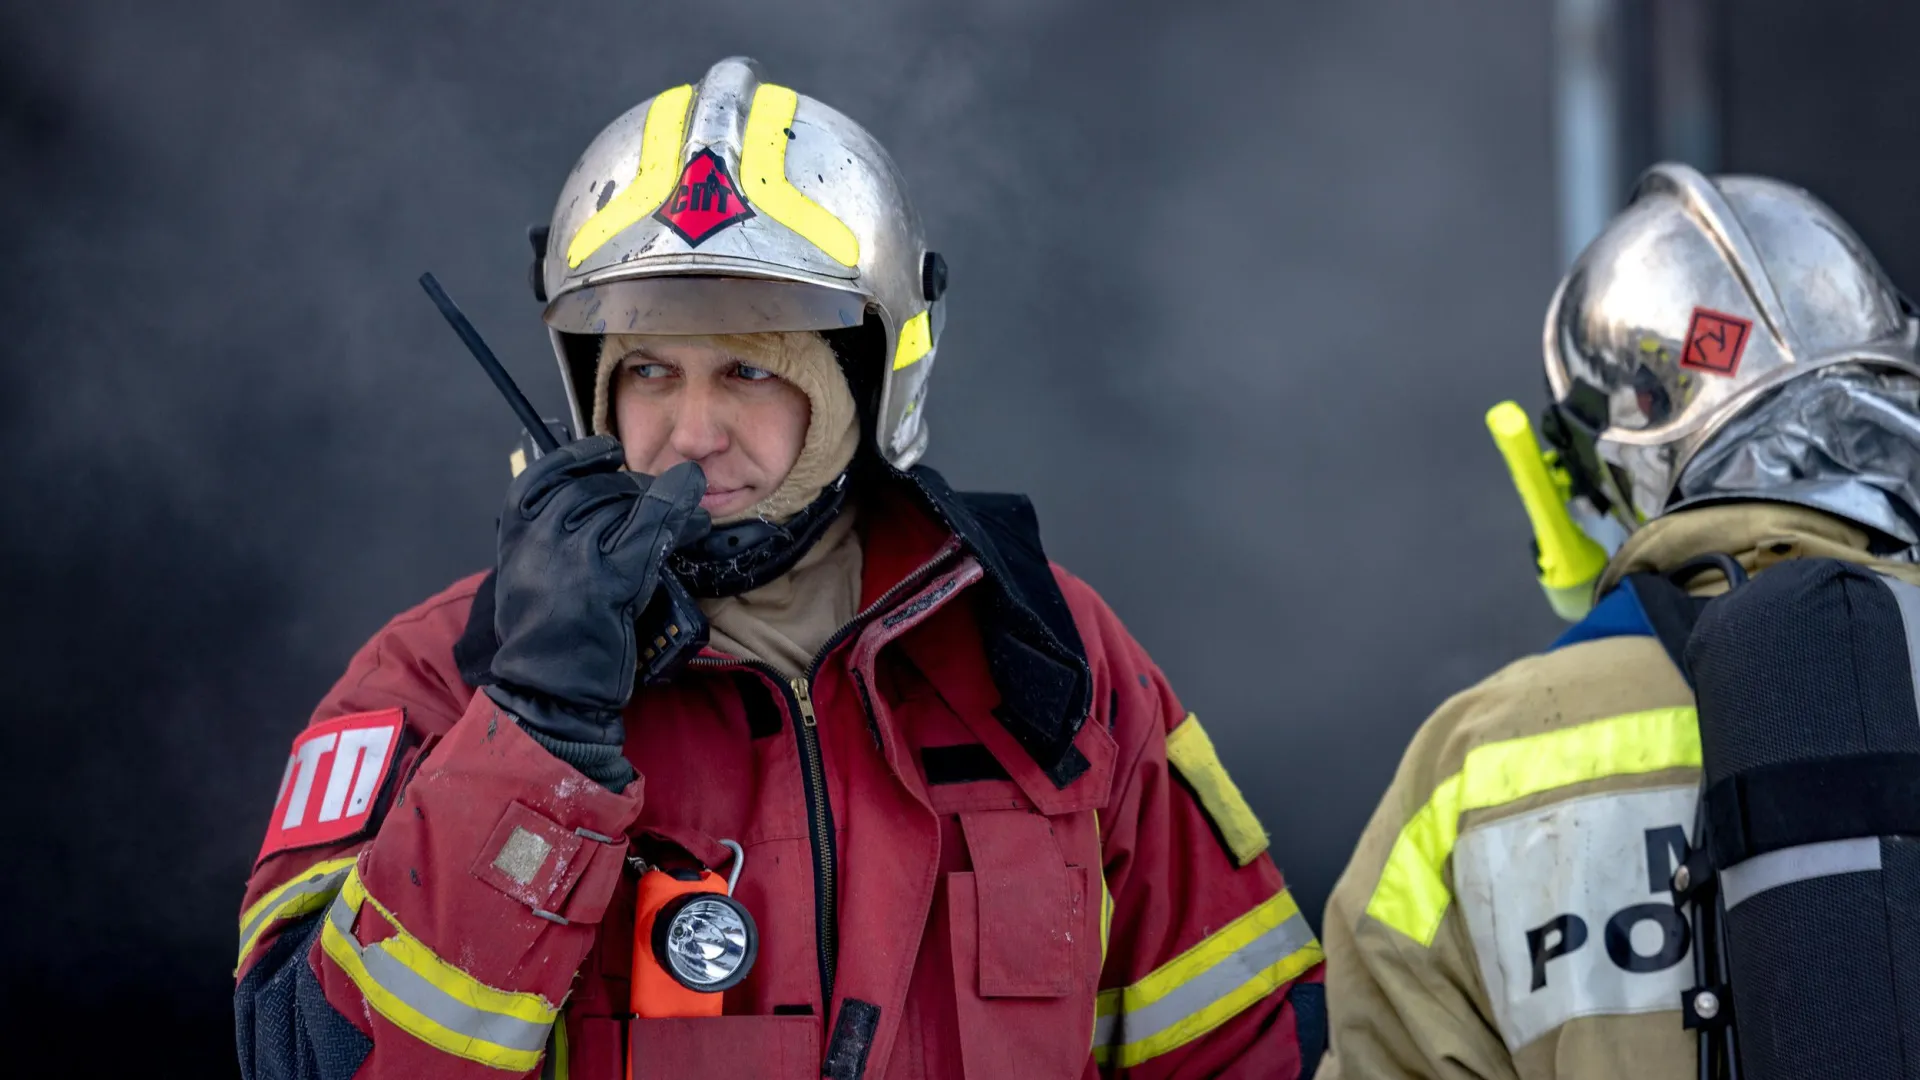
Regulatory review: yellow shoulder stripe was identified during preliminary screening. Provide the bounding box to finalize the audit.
[566,84,694,269]
[1365,706,1700,946]
[1166,714,1269,866]
[740,84,859,267]
[1093,887,1321,1069]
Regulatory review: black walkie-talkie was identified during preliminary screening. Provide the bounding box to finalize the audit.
[419,272,709,685]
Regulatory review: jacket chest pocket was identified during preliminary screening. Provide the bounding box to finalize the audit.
[946,808,1098,1080]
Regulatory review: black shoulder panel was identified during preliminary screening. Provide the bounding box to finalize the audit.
[906,467,1093,787]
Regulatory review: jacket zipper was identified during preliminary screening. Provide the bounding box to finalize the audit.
[786,673,836,1008]
[688,541,959,1013]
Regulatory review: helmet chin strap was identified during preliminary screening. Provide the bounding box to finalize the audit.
[669,472,853,598]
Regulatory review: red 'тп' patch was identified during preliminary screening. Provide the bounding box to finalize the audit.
[256,708,406,863]
[653,147,754,246]
[1680,307,1754,377]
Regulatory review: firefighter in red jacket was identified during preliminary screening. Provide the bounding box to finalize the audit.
[233,56,1324,1080]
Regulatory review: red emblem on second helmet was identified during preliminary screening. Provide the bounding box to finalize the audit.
[654,148,754,246]
[1680,307,1753,377]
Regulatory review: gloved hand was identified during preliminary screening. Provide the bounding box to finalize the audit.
[483,435,710,790]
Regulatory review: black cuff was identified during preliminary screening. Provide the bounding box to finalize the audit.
[483,684,622,743]
[484,686,636,792]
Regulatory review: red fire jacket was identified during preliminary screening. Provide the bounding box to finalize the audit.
[234,469,1324,1079]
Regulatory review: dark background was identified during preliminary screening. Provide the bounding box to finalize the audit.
[5,2,1920,1074]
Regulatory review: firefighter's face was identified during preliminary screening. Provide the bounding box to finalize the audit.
[610,338,811,518]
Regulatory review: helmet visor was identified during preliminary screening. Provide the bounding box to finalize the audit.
[544,272,867,337]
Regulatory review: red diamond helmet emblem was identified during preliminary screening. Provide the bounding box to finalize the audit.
[654,148,754,246]
[1680,307,1753,377]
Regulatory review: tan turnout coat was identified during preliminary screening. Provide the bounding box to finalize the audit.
[1319,504,1920,1080]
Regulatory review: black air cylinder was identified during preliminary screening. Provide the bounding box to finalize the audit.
[1687,558,1920,1080]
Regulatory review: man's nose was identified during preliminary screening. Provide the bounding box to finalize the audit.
[669,382,730,462]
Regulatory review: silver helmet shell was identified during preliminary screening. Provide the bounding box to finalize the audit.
[1542,162,1920,529]
[539,57,945,468]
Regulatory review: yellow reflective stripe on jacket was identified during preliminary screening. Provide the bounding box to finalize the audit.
[1092,888,1322,1069]
[1165,713,1270,866]
[1365,706,1700,946]
[1099,874,1114,966]
[540,1013,568,1080]
[1092,814,1114,1054]
[321,868,559,1071]
[236,856,357,972]
[1094,808,1114,969]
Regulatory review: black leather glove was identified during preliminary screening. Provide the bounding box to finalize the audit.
[483,435,710,789]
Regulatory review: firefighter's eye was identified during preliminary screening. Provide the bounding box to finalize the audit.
[627,361,673,380]
[734,363,775,382]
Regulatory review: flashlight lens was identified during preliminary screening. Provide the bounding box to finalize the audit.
[663,897,753,988]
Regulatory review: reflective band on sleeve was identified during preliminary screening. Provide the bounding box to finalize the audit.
[236,856,357,972]
[1722,836,1882,909]
[893,310,932,371]
[566,84,695,269]
[1366,706,1700,947]
[1091,888,1322,1069]
[1166,714,1269,866]
[320,868,558,1071]
[739,84,860,266]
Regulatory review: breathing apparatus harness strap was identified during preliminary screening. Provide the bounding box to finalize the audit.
[1625,556,1743,1080]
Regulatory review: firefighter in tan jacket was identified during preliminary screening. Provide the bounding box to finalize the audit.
[1320,164,1920,1080]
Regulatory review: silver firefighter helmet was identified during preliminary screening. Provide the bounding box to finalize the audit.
[1541,162,1920,530]
[537,56,946,469]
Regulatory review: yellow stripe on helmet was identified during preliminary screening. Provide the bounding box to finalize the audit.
[565,84,695,269]
[740,84,860,267]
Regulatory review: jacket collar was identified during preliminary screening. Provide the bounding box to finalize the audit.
[893,465,1093,787]
[1598,502,1881,595]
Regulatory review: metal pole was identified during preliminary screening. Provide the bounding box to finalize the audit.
[1553,0,1621,267]
[1651,0,1723,172]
